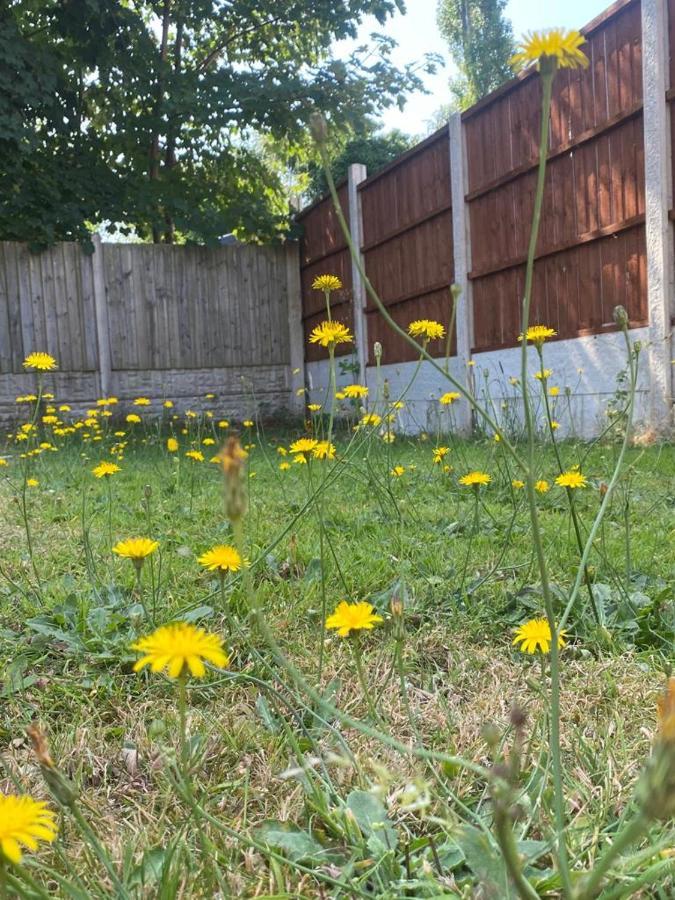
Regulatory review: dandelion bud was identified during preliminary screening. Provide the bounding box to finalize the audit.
[220,437,248,523]
[638,678,675,820]
[482,723,501,749]
[613,305,629,329]
[144,484,152,500]
[450,283,462,303]
[374,341,383,362]
[27,725,78,807]
[309,111,329,145]
[509,706,527,730]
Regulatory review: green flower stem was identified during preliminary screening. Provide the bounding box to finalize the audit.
[538,365,600,624]
[559,326,638,630]
[493,802,541,900]
[576,812,648,899]
[350,634,382,724]
[458,488,480,596]
[106,477,113,553]
[316,137,519,466]
[517,61,572,896]
[68,801,129,898]
[177,672,189,772]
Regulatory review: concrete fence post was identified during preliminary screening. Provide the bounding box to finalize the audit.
[347,163,369,382]
[91,234,112,398]
[449,112,474,435]
[285,241,306,414]
[642,0,674,432]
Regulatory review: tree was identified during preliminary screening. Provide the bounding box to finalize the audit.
[1,0,434,245]
[437,0,515,109]
[306,129,415,200]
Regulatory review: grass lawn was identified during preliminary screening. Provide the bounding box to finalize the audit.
[1,418,674,898]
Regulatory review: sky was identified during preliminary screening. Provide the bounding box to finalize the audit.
[346,0,609,135]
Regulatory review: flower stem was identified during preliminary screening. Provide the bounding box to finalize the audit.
[350,635,382,725]
[518,61,573,897]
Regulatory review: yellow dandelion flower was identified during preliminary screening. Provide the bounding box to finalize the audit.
[26,478,39,487]
[555,470,587,489]
[0,794,57,864]
[126,413,141,424]
[23,352,57,372]
[163,400,174,409]
[202,437,216,446]
[131,622,228,679]
[218,420,230,429]
[343,384,369,399]
[290,438,318,454]
[309,321,353,348]
[551,420,561,430]
[549,386,560,397]
[0,459,7,467]
[133,397,151,406]
[512,479,525,489]
[458,470,491,487]
[534,369,553,381]
[381,431,395,443]
[512,618,566,654]
[198,544,246,573]
[518,325,557,345]
[511,29,588,72]
[307,403,322,412]
[293,453,308,465]
[432,446,450,464]
[279,461,291,471]
[359,413,382,427]
[335,391,346,400]
[41,415,59,425]
[312,274,342,292]
[167,437,179,452]
[390,465,405,477]
[312,440,335,460]
[243,420,254,428]
[185,450,204,462]
[113,537,159,563]
[325,600,383,638]
[534,480,550,493]
[439,392,461,405]
[276,446,288,456]
[92,461,121,478]
[407,319,446,341]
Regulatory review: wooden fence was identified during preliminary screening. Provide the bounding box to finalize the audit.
[0,240,303,418]
[297,0,673,400]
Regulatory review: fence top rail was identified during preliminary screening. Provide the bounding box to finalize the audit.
[295,177,348,222]
[355,124,450,192]
[461,0,639,122]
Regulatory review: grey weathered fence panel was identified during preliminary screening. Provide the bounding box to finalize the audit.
[0,240,301,419]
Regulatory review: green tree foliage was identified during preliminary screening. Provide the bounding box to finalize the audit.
[437,0,515,109]
[306,129,415,200]
[1,0,433,245]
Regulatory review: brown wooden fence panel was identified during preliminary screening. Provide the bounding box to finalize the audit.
[296,183,354,363]
[465,0,647,351]
[358,129,454,364]
[296,0,654,367]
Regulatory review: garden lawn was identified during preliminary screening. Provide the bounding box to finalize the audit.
[0,428,674,897]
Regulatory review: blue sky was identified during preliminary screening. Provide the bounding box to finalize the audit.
[346,0,609,134]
